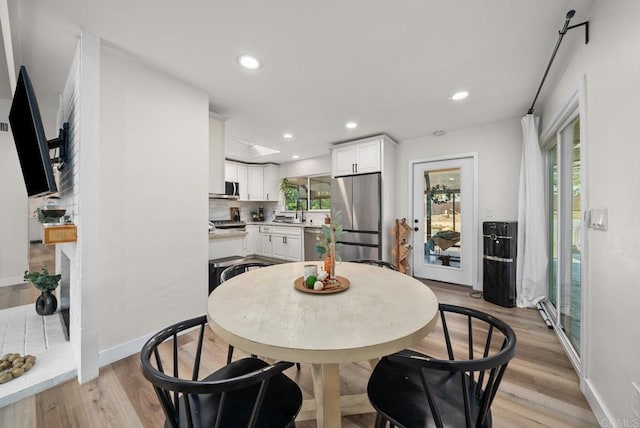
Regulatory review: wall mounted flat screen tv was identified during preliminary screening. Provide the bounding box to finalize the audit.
[9,66,58,197]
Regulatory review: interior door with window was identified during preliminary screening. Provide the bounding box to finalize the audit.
[412,157,475,286]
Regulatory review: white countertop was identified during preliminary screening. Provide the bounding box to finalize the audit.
[246,221,321,228]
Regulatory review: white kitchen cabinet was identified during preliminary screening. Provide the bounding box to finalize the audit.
[259,233,273,257]
[244,225,259,255]
[271,235,287,259]
[226,161,249,200]
[332,137,381,176]
[237,164,248,200]
[225,162,237,182]
[246,164,280,201]
[284,235,302,261]
[247,166,264,201]
[263,164,280,201]
[257,225,302,261]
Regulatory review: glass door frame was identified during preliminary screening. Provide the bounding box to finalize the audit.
[540,89,588,377]
[409,153,478,289]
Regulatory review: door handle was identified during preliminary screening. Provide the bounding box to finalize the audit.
[269,235,272,242]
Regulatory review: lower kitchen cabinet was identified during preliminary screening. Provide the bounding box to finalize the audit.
[244,225,259,255]
[259,233,273,257]
[257,225,302,261]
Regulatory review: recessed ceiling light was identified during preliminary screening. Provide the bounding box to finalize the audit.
[450,91,469,101]
[292,155,300,159]
[345,122,358,129]
[283,133,293,140]
[433,130,446,137]
[237,55,261,70]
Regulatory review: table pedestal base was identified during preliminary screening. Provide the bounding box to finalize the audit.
[295,363,374,427]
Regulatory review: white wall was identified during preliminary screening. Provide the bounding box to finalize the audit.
[540,1,640,422]
[98,46,209,355]
[279,155,331,178]
[395,118,522,284]
[0,99,28,287]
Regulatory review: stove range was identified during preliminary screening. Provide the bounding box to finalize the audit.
[211,220,247,230]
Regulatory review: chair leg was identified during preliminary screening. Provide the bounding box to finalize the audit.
[296,362,301,370]
[227,345,234,364]
[374,413,387,428]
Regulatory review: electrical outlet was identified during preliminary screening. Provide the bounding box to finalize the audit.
[632,382,640,419]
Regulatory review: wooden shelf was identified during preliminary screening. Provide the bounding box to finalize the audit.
[393,218,412,274]
[43,224,77,245]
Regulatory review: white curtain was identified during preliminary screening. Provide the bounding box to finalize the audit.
[516,114,548,308]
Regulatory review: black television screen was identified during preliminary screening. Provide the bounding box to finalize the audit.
[9,66,57,197]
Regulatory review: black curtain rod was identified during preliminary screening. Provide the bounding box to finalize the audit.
[527,10,590,115]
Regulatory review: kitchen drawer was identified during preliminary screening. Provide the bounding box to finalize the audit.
[273,226,301,236]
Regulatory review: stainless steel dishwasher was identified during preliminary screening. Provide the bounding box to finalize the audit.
[303,227,323,261]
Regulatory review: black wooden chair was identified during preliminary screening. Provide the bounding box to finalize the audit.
[367,304,517,428]
[140,315,302,428]
[351,259,399,271]
[219,261,274,283]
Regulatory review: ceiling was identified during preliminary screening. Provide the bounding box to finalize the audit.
[3,0,593,164]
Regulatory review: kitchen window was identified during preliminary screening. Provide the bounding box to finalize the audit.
[283,175,331,211]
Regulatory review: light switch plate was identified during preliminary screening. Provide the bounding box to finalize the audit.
[588,208,608,231]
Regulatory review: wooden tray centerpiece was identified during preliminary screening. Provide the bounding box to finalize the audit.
[293,276,350,294]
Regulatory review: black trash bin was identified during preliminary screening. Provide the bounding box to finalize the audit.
[209,255,245,294]
[482,221,517,307]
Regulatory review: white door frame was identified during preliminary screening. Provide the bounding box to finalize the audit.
[408,153,478,289]
[540,77,589,382]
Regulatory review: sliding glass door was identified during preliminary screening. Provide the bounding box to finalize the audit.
[547,116,582,357]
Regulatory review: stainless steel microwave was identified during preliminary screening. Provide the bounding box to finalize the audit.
[225,181,239,196]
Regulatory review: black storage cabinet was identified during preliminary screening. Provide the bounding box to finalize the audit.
[482,221,517,307]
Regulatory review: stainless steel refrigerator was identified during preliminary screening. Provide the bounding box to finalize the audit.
[331,172,381,260]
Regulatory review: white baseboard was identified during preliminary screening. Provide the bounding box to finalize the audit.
[98,325,202,368]
[98,332,155,367]
[584,377,610,426]
[0,276,25,288]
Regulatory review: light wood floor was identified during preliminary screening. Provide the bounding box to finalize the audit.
[0,256,598,427]
[0,244,54,311]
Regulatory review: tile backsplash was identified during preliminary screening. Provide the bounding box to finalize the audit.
[209,199,278,222]
[209,199,329,224]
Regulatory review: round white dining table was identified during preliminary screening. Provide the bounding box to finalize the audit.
[206,261,439,428]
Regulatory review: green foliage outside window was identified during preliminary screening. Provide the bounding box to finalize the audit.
[282,175,331,211]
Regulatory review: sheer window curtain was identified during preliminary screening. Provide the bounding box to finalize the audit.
[516,114,548,307]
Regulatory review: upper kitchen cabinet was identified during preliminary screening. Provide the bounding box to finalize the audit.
[332,136,393,177]
[247,166,263,201]
[263,164,279,201]
[237,164,248,200]
[225,162,238,182]
[245,164,280,201]
[225,161,248,200]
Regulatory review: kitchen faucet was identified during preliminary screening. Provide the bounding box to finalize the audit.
[295,200,306,223]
